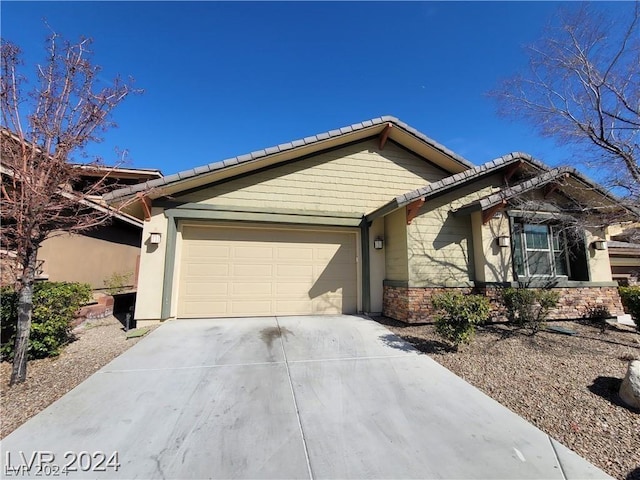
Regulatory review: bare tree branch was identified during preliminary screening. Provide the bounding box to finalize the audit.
[0,31,142,385]
[491,3,640,200]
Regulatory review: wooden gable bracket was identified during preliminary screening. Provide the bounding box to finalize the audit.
[136,192,152,221]
[482,200,507,224]
[379,123,393,150]
[543,173,570,198]
[503,160,523,184]
[406,198,425,225]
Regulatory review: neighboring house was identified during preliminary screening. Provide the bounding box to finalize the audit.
[0,127,163,290]
[104,116,637,326]
[606,224,640,285]
[35,166,163,290]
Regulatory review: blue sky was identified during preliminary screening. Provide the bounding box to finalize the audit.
[0,1,632,178]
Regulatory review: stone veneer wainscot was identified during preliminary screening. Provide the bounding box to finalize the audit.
[382,284,625,324]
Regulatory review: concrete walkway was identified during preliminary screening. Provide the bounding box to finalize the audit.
[1,316,611,479]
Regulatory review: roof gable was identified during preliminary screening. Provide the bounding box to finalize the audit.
[366,152,549,222]
[168,138,450,216]
[452,167,640,222]
[104,116,474,203]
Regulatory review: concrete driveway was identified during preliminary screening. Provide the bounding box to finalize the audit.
[1,315,610,479]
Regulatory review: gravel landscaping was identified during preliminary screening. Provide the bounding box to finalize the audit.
[0,316,153,439]
[376,316,640,480]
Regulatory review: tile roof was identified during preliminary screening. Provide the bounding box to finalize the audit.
[394,152,547,206]
[103,115,474,202]
[365,152,548,221]
[453,167,640,218]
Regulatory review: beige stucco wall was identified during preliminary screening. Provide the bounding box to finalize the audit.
[38,224,141,290]
[384,208,408,282]
[585,228,613,282]
[175,139,447,215]
[407,177,503,287]
[471,211,514,283]
[369,217,385,313]
[134,208,169,323]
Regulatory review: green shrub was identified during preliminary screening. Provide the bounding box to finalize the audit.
[619,286,640,330]
[1,282,92,360]
[585,304,611,333]
[103,271,132,295]
[502,287,560,335]
[432,292,491,350]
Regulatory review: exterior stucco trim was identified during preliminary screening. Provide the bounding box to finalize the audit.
[158,202,362,219]
[160,216,177,320]
[164,208,363,227]
[360,220,371,313]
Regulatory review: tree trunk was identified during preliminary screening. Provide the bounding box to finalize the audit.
[10,247,37,385]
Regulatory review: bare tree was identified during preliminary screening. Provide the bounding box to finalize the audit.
[1,32,140,385]
[493,3,640,200]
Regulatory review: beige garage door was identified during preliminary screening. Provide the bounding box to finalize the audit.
[177,225,358,318]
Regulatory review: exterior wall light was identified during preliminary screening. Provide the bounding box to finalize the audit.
[149,232,162,245]
[374,237,384,250]
[592,240,607,250]
[496,236,510,248]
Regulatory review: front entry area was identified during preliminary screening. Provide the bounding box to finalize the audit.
[177,225,358,318]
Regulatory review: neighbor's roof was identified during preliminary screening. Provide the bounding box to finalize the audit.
[103,116,474,203]
[0,163,142,229]
[72,164,163,180]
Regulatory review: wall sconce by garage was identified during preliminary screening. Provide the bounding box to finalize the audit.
[374,236,384,250]
[496,236,510,248]
[149,232,162,245]
[592,240,607,250]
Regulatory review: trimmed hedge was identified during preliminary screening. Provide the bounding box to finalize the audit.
[1,282,92,360]
[618,286,640,330]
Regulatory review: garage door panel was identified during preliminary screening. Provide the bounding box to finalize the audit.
[231,283,272,295]
[188,245,230,258]
[186,264,230,276]
[178,226,357,318]
[277,247,314,261]
[275,282,311,295]
[229,301,274,316]
[185,283,229,295]
[276,264,314,278]
[276,300,313,315]
[233,264,273,277]
[234,246,274,259]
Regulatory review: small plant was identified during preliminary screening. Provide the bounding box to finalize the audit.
[502,287,560,335]
[585,305,611,333]
[1,282,92,360]
[103,271,133,295]
[618,286,640,331]
[431,292,490,350]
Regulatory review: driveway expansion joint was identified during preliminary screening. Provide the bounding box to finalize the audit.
[276,316,314,480]
[548,435,569,480]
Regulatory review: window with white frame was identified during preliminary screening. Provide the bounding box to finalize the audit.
[512,223,570,278]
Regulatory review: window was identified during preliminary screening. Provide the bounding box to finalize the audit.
[512,223,570,278]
